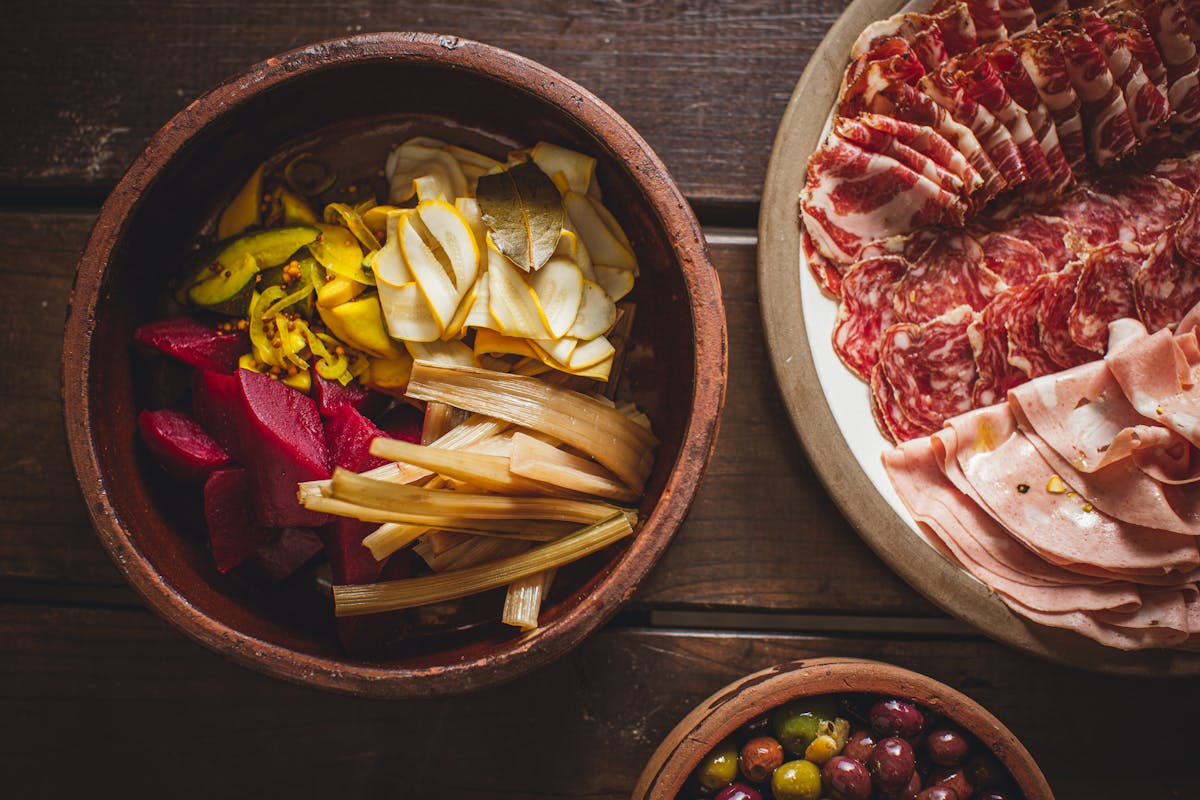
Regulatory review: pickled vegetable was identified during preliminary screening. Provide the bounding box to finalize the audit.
[184,226,319,312]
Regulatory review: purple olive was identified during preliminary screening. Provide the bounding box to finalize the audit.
[843,729,876,763]
[916,788,960,800]
[898,770,923,800]
[931,767,975,799]
[822,756,872,800]
[926,729,970,767]
[869,737,917,793]
[870,699,926,739]
[715,782,762,800]
[977,792,1020,800]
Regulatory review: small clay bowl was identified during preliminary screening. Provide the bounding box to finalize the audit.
[62,33,726,697]
[634,657,1054,799]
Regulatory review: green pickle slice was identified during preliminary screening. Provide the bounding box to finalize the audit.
[184,226,320,313]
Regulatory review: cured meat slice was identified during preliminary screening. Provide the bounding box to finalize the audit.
[933,0,1009,42]
[834,116,966,197]
[978,231,1052,285]
[869,82,1008,201]
[859,227,943,263]
[833,256,907,380]
[1140,0,1200,132]
[1080,9,1172,142]
[982,42,1077,190]
[1150,152,1200,191]
[1137,216,1200,333]
[988,212,1074,269]
[852,13,952,72]
[1105,8,1171,93]
[1090,172,1190,239]
[800,136,968,267]
[1106,321,1200,447]
[871,363,935,443]
[803,226,844,297]
[893,230,1005,322]
[839,39,926,118]
[1005,596,1191,649]
[1003,280,1060,378]
[931,1,983,54]
[919,69,1031,189]
[1044,186,1134,247]
[969,288,1037,405]
[1029,0,1069,23]
[1014,33,1089,170]
[1052,23,1139,165]
[1175,187,1200,261]
[935,404,1200,572]
[854,113,985,199]
[948,54,1058,190]
[882,437,1144,616]
[998,0,1039,35]
[1068,241,1147,353]
[879,306,980,432]
[1037,262,1100,368]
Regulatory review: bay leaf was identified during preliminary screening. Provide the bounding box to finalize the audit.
[476,161,563,271]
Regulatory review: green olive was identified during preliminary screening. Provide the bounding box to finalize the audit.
[695,738,739,791]
[771,759,822,800]
[771,696,839,755]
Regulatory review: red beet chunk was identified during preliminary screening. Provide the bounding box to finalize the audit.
[322,518,386,585]
[337,551,412,655]
[325,404,392,473]
[203,468,275,573]
[234,369,331,527]
[138,409,232,485]
[313,373,390,419]
[254,527,325,582]
[191,369,244,461]
[134,317,247,373]
[376,403,425,444]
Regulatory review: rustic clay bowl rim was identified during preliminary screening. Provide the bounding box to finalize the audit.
[62,32,727,698]
[756,0,1200,675]
[633,657,1055,799]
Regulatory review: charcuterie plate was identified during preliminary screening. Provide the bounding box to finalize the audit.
[758,0,1200,675]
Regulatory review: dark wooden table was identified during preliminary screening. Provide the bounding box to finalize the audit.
[3,3,1194,797]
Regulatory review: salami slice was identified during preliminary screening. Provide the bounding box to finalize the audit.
[1174,188,1200,262]
[1134,225,1200,332]
[871,363,935,443]
[968,285,1049,405]
[1090,172,1190,240]
[978,231,1052,286]
[1037,262,1097,368]
[879,306,980,432]
[1151,153,1200,192]
[1002,280,1059,378]
[1068,241,1147,353]
[893,230,1005,322]
[833,256,908,380]
[1044,187,1133,248]
[988,212,1074,270]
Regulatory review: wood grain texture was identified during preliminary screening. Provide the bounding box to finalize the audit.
[0,211,931,616]
[0,0,844,211]
[4,602,1197,797]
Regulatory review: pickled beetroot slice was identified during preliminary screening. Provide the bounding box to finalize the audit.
[254,527,325,582]
[336,552,412,656]
[234,369,331,527]
[322,517,387,586]
[192,369,243,461]
[375,403,425,444]
[137,408,232,485]
[133,317,247,374]
[204,468,274,573]
[325,404,392,473]
[313,373,390,419]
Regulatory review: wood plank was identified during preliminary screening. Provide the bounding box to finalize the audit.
[0,210,930,616]
[2,602,1195,797]
[1,1,845,209]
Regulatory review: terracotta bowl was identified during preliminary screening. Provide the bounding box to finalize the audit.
[634,658,1054,799]
[62,33,726,697]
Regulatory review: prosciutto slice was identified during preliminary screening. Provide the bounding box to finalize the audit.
[1052,22,1139,165]
[1014,32,1089,170]
[801,136,968,267]
[999,0,1040,35]
[879,306,980,432]
[1080,9,1172,142]
[1139,0,1200,132]
[936,0,1009,42]
[852,13,952,72]
[1105,8,1171,92]
[854,113,985,199]
[834,116,966,197]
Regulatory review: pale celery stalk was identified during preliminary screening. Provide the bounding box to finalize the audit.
[334,513,633,616]
[405,362,656,490]
[302,494,573,538]
[508,433,640,503]
[360,474,450,560]
[369,437,549,495]
[329,469,620,523]
[502,569,557,631]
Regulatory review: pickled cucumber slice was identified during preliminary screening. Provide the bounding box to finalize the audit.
[185,226,319,312]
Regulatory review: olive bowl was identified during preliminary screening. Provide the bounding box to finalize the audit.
[62,33,726,698]
[633,658,1054,800]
